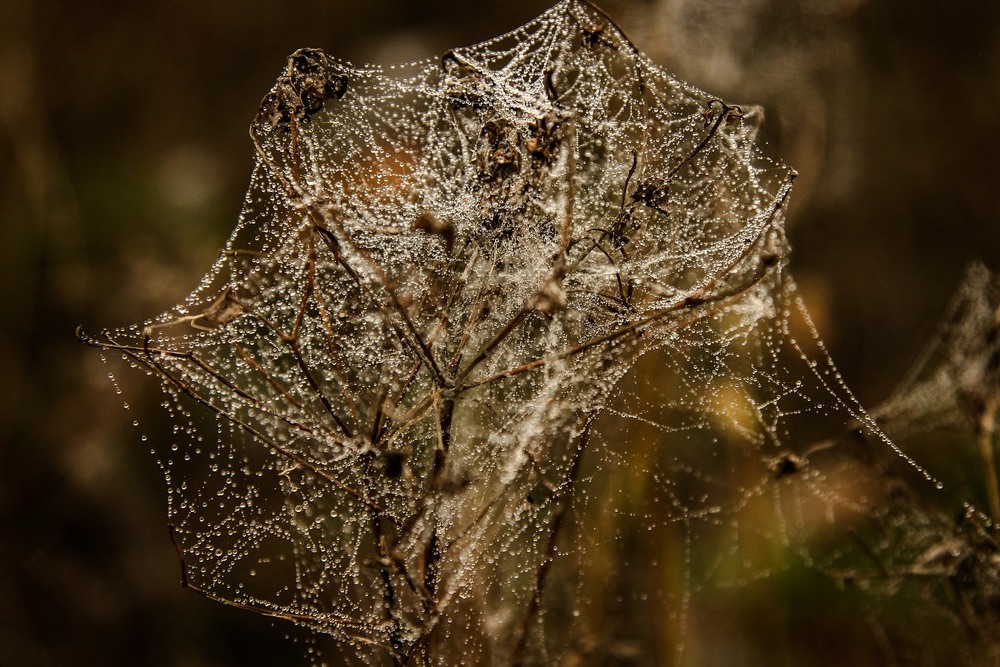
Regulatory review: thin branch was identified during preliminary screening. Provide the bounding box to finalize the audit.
[978,394,1000,523]
[80,328,340,450]
[460,264,770,392]
[316,215,448,387]
[312,286,364,428]
[509,418,593,666]
[167,526,378,634]
[457,307,531,383]
[97,331,398,524]
[234,343,303,410]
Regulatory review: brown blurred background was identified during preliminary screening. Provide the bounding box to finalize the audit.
[1,0,998,664]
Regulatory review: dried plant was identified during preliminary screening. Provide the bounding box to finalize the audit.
[79,1,1000,665]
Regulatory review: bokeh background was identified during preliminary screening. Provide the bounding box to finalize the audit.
[1,0,998,664]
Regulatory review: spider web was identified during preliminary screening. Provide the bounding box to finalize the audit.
[83,1,1000,664]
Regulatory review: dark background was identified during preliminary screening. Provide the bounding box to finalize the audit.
[1,0,998,664]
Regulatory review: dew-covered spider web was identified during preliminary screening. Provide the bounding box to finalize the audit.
[83,1,1000,664]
